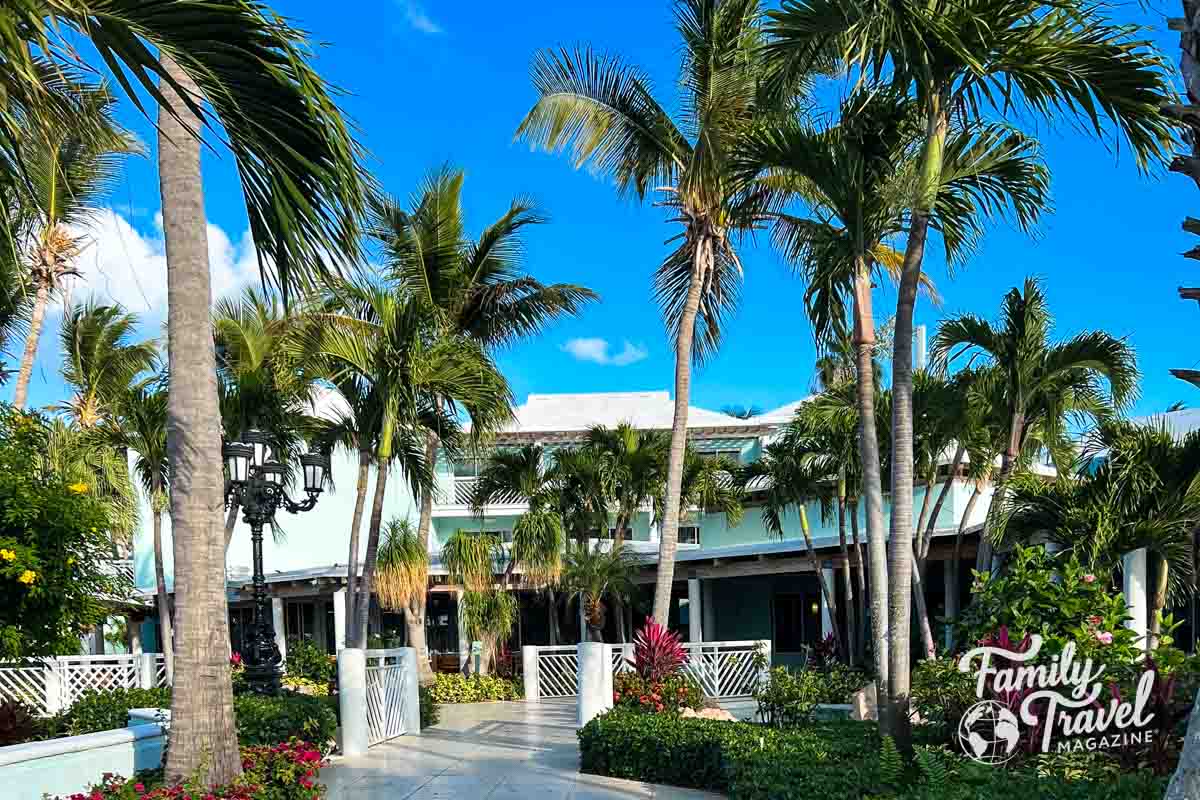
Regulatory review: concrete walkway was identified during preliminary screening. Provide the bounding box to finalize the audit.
[324,698,720,799]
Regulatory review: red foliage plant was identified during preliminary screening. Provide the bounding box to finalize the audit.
[633,617,686,682]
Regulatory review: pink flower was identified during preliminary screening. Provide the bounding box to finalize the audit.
[135,785,145,793]
[1087,615,1102,626]
[1095,631,1114,645]
[1083,574,1096,584]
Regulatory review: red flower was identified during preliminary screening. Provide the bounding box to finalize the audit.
[135,785,145,793]
[655,703,664,712]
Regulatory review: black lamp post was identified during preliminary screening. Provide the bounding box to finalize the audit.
[223,429,331,694]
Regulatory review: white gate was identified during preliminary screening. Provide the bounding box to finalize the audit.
[534,645,580,698]
[364,648,415,746]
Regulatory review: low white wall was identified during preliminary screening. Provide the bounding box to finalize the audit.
[0,720,166,800]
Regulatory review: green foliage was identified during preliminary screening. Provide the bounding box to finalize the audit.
[284,637,336,685]
[753,665,870,727]
[612,671,703,714]
[578,710,1169,799]
[426,673,523,703]
[0,698,41,746]
[419,684,440,729]
[910,657,977,734]
[59,687,171,737]
[232,693,338,750]
[955,545,1140,662]
[281,676,330,697]
[0,405,130,657]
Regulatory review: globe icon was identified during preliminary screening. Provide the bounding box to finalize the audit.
[958,700,1020,765]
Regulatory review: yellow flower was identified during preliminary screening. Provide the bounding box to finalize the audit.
[67,557,76,566]
[68,482,89,494]
[0,549,14,562]
[18,570,36,585]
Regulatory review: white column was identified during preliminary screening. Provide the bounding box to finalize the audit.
[272,598,287,665]
[337,648,368,757]
[1123,548,1149,646]
[332,589,347,651]
[943,559,958,652]
[601,644,614,712]
[457,590,469,670]
[820,562,835,639]
[44,659,63,715]
[576,642,606,728]
[399,647,421,735]
[687,578,703,643]
[522,646,540,702]
[137,653,156,689]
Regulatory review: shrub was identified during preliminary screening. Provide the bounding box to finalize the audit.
[281,676,330,697]
[632,617,685,682]
[911,657,976,733]
[612,671,702,714]
[233,692,338,750]
[753,667,822,727]
[427,673,523,703]
[419,684,440,728]
[0,698,40,746]
[60,687,172,737]
[284,638,336,685]
[811,662,871,704]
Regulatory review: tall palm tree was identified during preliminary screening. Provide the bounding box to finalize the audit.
[373,165,594,676]
[585,424,669,546]
[441,530,515,674]
[561,541,638,643]
[10,86,137,408]
[518,0,790,624]
[767,0,1172,748]
[0,208,32,384]
[55,301,158,429]
[932,278,1139,573]
[112,385,173,683]
[548,446,612,546]
[374,517,428,637]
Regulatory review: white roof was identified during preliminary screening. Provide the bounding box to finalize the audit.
[1133,408,1200,440]
[752,397,813,425]
[499,391,765,435]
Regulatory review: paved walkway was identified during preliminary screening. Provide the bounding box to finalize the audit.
[324,698,720,799]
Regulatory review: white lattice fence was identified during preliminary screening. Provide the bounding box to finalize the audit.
[0,662,52,715]
[535,646,580,698]
[0,654,170,715]
[682,641,769,699]
[60,655,138,704]
[364,649,413,746]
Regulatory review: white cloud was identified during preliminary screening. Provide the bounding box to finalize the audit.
[561,338,648,367]
[403,1,443,34]
[60,208,260,315]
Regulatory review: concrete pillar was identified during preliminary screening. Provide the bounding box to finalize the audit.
[578,597,587,643]
[601,644,614,712]
[457,590,470,670]
[129,617,143,656]
[332,589,347,651]
[137,653,156,689]
[271,598,288,665]
[687,578,703,643]
[943,558,958,652]
[1123,548,1149,646]
[522,646,540,702]
[399,647,421,735]
[576,642,607,727]
[337,648,368,757]
[820,562,835,640]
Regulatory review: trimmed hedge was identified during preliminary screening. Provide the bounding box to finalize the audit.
[577,710,1169,800]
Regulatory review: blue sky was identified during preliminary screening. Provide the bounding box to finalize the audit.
[17,0,1200,419]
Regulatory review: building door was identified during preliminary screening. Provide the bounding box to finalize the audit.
[772,591,822,656]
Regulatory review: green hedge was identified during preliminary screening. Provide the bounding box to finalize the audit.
[577,710,1169,800]
[427,673,522,703]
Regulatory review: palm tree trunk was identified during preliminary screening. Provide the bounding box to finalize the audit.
[157,55,240,785]
[852,258,889,722]
[353,457,390,648]
[887,96,949,750]
[652,235,711,624]
[949,481,983,635]
[152,504,174,685]
[849,496,867,666]
[910,552,937,660]
[799,507,843,658]
[1149,553,1169,651]
[547,587,561,645]
[837,485,855,665]
[915,477,934,557]
[12,282,49,408]
[408,431,438,684]
[345,447,371,649]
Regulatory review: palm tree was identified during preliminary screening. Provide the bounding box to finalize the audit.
[374,518,428,636]
[548,446,613,547]
[932,278,1139,574]
[10,86,137,408]
[767,0,1172,748]
[518,0,790,624]
[561,541,638,643]
[55,301,158,429]
[112,385,174,683]
[0,212,32,385]
[441,530,514,674]
[373,165,594,676]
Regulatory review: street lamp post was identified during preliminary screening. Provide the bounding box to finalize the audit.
[223,429,330,694]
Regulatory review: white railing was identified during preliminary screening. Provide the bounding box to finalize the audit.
[525,640,770,701]
[364,648,416,746]
[0,654,169,715]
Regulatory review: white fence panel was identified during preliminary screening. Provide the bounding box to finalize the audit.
[535,645,580,698]
[0,662,52,715]
[364,648,414,746]
[59,655,139,705]
[0,654,171,715]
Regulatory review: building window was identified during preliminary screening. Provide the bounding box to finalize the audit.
[285,600,316,642]
[679,526,700,545]
[698,449,742,463]
[466,528,511,543]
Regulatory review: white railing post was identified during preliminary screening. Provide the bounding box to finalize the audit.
[43,659,62,715]
[576,642,606,728]
[137,653,156,689]
[337,648,368,757]
[522,646,540,702]
[601,644,614,712]
[399,647,421,735]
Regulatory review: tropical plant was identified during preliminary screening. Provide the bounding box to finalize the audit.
[518,0,796,625]
[43,418,139,548]
[632,617,687,683]
[458,589,518,676]
[9,85,137,409]
[547,446,612,546]
[561,541,637,642]
[374,164,594,678]
[374,517,429,622]
[0,224,32,386]
[55,301,157,429]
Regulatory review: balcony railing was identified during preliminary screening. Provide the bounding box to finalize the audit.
[450,476,522,507]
